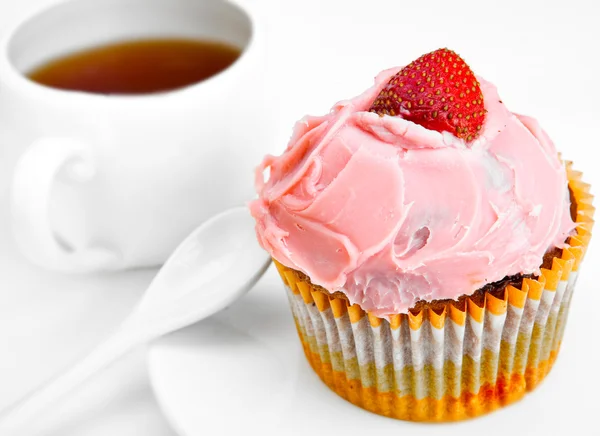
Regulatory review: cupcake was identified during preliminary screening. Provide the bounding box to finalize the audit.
[249,48,594,421]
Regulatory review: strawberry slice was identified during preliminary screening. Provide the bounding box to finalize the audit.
[369,48,486,142]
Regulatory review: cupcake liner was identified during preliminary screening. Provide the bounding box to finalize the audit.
[274,162,593,421]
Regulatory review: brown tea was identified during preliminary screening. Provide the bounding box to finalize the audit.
[27,38,241,95]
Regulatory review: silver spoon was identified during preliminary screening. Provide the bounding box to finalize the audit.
[0,206,271,433]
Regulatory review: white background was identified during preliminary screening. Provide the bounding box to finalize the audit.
[1,0,599,435]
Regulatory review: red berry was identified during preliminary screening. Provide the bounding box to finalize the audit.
[369,48,486,142]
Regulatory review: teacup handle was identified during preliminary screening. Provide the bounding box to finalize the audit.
[10,137,121,272]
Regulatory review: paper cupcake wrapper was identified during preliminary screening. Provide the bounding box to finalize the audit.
[274,162,593,422]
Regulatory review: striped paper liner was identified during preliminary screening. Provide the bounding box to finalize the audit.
[274,162,593,421]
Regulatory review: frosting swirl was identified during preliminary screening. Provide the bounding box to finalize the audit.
[250,68,576,316]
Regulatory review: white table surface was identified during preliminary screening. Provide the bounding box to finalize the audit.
[0,0,599,435]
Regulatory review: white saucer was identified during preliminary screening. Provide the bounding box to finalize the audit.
[147,264,599,436]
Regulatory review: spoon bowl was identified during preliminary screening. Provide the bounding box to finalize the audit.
[128,206,271,336]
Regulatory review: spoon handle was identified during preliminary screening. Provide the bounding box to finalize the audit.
[0,328,143,433]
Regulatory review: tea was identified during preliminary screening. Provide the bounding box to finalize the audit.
[27,38,241,95]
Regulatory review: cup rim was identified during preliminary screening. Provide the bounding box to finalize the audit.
[0,0,256,103]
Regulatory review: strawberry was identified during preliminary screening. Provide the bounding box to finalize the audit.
[369,48,486,142]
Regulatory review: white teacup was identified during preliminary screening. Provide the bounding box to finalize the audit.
[0,0,273,272]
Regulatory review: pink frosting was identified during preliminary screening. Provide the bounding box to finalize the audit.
[250,68,576,317]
